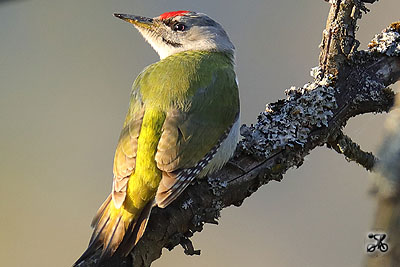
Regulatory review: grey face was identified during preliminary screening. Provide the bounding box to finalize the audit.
[115,11,235,58]
[152,12,231,49]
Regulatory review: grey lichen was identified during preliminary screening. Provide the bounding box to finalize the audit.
[204,176,227,220]
[207,176,228,197]
[181,199,194,210]
[368,22,400,56]
[192,215,204,228]
[241,69,337,157]
[361,76,385,103]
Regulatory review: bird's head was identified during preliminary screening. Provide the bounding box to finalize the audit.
[114,11,234,59]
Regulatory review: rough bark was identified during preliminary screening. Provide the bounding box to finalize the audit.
[77,1,400,266]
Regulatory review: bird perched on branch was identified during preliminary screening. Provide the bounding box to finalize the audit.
[75,10,240,266]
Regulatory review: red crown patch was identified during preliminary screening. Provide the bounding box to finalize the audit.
[159,10,190,20]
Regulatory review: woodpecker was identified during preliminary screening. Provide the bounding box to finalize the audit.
[75,10,239,265]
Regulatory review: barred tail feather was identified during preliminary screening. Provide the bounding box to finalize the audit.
[74,195,154,266]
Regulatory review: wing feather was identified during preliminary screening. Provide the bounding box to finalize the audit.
[111,107,144,208]
[154,66,239,208]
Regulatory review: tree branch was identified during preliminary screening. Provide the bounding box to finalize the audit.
[327,130,377,171]
[77,1,400,266]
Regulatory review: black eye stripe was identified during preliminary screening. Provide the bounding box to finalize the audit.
[162,37,182,47]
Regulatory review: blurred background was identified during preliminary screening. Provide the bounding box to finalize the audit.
[0,0,399,266]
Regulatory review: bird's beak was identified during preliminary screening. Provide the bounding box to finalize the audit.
[113,13,154,30]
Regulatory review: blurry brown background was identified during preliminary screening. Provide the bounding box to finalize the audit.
[0,1,399,266]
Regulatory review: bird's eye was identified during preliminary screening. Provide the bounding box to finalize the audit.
[173,23,186,32]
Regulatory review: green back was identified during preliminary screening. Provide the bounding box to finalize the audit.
[112,50,239,210]
[135,50,239,169]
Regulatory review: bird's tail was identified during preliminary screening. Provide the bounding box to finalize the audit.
[74,194,154,266]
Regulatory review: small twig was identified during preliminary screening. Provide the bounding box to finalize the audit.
[180,236,201,256]
[327,131,377,171]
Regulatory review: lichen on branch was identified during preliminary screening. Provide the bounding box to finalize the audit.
[241,67,337,158]
[368,22,400,56]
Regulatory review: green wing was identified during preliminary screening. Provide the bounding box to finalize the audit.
[112,97,144,209]
[155,66,239,207]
